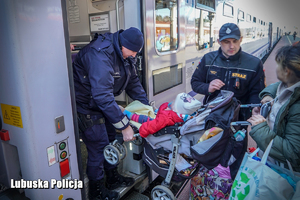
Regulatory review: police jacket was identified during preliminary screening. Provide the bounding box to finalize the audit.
[72,30,148,130]
[191,48,265,104]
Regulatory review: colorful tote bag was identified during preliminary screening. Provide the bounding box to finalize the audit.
[190,164,233,200]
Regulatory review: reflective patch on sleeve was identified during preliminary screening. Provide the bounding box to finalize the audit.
[112,116,129,129]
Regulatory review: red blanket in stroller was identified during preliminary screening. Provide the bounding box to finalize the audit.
[139,102,183,138]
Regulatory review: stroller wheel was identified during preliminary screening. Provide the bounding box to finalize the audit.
[104,144,120,165]
[151,185,175,200]
[115,142,127,160]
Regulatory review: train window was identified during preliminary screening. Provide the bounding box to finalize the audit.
[253,17,256,23]
[196,0,215,12]
[152,64,182,95]
[246,14,251,22]
[155,0,178,53]
[195,9,216,50]
[238,9,244,20]
[223,3,233,17]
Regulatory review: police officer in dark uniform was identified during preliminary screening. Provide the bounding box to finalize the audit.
[191,23,265,115]
[72,27,148,200]
[191,23,265,178]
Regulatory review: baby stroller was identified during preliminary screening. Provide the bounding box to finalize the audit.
[142,90,244,200]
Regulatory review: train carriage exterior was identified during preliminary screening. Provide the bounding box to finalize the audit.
[140,0,282,107]
[0,0,284,199]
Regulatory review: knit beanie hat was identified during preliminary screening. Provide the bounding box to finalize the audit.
[172,93,202,115]
[119,27,144,52]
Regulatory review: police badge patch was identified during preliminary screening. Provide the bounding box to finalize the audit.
[226,28,231,34]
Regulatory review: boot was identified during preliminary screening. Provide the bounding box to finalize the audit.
[89,179,120,200]
[105,168,135,190]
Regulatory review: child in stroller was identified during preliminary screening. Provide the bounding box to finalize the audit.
[103,92,202,166]
[120,92,202,137]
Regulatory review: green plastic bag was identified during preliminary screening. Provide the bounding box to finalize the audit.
[229,140,298,200]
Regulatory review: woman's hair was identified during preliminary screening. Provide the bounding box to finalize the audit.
[275,43,300,78]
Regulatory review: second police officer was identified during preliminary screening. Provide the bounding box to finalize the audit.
[191,23,266,177]
[191,23,265,118]
[73,27,148,200]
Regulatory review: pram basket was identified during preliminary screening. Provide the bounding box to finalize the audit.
[143,124,201,183]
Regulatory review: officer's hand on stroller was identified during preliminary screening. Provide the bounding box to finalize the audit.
[122,125,135,142]
[208,79,225,93]
[247,114,266,126]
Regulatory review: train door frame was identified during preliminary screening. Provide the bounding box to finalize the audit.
[62,0,87,199]
[0,0,85,199]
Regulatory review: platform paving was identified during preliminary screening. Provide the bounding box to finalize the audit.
[264,35,300,86]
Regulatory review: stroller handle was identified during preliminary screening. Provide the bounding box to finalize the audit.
[240,103,262,108]
[240,102,272,118]
[231,121,252,126]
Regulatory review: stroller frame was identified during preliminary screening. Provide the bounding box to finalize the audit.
[103,90,269,200]
[143,90,244,199]
[163,132,180,186]
[143,123,201,200]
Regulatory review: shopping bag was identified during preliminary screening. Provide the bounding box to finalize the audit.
[229,140,296,200]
